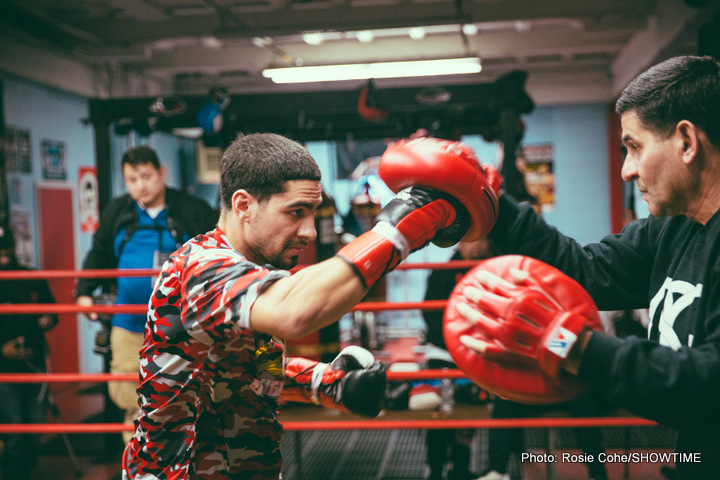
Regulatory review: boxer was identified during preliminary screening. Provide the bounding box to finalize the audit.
[122,133,499,480]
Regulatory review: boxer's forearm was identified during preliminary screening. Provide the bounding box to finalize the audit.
[249,257,367,339]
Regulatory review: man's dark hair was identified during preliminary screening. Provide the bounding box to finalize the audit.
[219,133,321,208]
[616,55,720,147]
[122,146,161,170]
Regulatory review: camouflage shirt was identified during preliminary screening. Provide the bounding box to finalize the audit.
[122,228,289,480]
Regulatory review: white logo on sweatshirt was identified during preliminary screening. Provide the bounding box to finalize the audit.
[648,277,702,351]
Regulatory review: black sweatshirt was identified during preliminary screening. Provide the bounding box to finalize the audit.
[488,194,720,479]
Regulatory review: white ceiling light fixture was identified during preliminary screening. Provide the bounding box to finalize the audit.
[262,57,481,84]
[302,32,325,45]
[356,30,374,43]
[408,27,426,40]
[252,36,273,48]
[462,24,478,36]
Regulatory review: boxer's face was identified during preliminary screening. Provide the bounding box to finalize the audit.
[244,180,322,270]
[123,162,166,209]
[620,111,691,218]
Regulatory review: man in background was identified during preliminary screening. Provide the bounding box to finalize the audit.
[75,146,218,443]
[0,227,58,480]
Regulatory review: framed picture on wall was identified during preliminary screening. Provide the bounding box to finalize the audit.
[9,208,33,266]
[41,139,67,180]
[521,143,556,213]
[4,126,32,173]
[9,178,24,206]
[78,166,99,233]
[196,141,222,184]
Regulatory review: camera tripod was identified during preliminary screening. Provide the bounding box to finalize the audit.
[43,383,83,478]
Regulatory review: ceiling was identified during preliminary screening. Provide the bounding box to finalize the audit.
[1,0,718,104]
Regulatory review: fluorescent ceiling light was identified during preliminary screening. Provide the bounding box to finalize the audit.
[462,24,478,36]
[356,30,374,43]
[262,57,481,83]
[303,32,324,45]
[408,27,426,40]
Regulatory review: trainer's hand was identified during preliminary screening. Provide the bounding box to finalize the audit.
[283,346,387,417]
[443,255,604,404]
[457,266,592,377]
[1,337,32,361]
[76,295,98,321]
[457,266,528,350]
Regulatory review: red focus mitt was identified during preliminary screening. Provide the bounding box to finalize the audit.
[379,137,499,242]
[443,255,603,404]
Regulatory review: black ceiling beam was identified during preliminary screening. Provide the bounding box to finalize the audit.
[88,71,534,142]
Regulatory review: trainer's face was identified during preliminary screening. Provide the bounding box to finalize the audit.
[620,111,689,218]
[123,162,166,209]
[245,180,322,270]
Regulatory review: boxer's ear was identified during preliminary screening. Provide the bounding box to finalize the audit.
[231,189,253,219]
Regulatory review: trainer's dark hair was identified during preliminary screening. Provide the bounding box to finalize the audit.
[220,133,321,208]
[616,55,720,147]
[121,146,161,170]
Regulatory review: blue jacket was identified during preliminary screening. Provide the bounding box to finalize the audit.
[77,188,218,330]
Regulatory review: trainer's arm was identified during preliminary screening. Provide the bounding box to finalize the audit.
[250,257,366,339]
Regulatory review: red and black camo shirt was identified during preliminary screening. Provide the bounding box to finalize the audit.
[122,228,289,480]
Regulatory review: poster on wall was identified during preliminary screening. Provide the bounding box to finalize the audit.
[9,178,24,206]
[41,139,67,180]
[78,166,99,233]
[521,143,556,213]
[10,209,33,266]
[196,142,222,184]
[4,126,32,173]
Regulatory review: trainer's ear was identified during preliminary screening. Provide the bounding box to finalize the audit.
[677,120,700,165]
[231,189,253,219]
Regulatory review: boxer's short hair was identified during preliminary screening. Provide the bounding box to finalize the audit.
[220,133,321,208]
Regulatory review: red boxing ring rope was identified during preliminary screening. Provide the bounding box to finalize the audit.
[0,300,448,315]
[0,260,482,280]
[0,369,468,384]
[0,417,657,435]
[0,262,660,434]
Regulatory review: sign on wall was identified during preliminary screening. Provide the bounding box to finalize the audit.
[41,139,67,180]
[521,143,556,213]
[78,166,99,233]
[4,126,32,173]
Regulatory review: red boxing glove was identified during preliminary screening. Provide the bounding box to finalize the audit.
[336,186,469,288]
[282,346,387,417]
[444,255,604,404]
[481,164,503,197]
[379,137,499,242]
